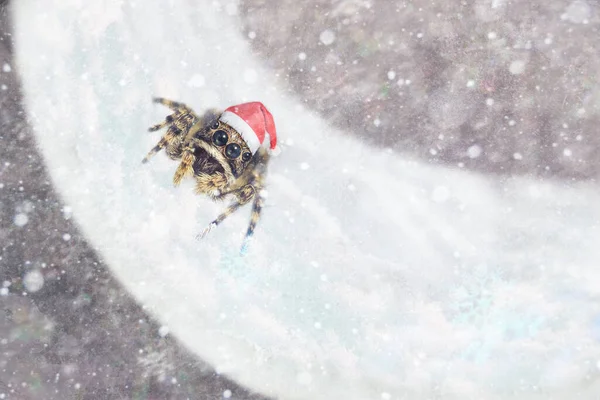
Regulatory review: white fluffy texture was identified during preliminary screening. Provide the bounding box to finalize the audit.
[12,1,600,399]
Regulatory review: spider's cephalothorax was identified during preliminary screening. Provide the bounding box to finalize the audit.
[142,98,277,250]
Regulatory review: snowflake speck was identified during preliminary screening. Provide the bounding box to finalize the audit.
[319,29,336,45]
[158,326,170,337]
[14,213,29,227]
[23,270,44,292]
[467,145,482,158]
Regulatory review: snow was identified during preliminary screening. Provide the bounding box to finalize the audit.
[187,74,206,88]
[225,3,238,16]
[62,206,73,219]
[12,0,600,399]
[13,213,28,227]
[296,372,312,385]
[431,186,450,203]
[467,145,482,159]
[243,69,258,84]
[509,59,526,75]
[23,270,44,293]
[319,29,336,45]
[474,0,507,22]
[428,88,475,129]
[562,0,591,23]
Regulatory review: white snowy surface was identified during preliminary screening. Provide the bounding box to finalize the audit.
[12,1,600,398]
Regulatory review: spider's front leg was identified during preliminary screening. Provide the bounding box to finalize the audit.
[241,150,270,244]
[199,148,271,254]
[197,185,256,239]
[142,98,199,163]
[172,146,197,185]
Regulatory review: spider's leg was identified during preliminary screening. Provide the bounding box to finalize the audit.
[148,118,172,132]
[197,200,244,240]
[240,193,265,254]
[153,97,191,112]
[245,193,264,240]
[197,185,256,240]
[240,148,271,253]
[173,146,196,185]
[142,125,184,163]
[148,106,183,132]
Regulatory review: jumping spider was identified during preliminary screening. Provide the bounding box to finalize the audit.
[142,98,277,250]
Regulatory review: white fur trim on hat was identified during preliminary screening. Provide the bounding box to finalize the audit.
[219,111,261,154]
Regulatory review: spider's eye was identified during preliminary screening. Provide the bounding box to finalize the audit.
[212,130,228,146]
[225,143,242,159]
[242,151,252,162]
[210,120,220,129]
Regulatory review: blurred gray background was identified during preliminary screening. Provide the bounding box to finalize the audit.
[2,0,599,399]
[243,0,599,180]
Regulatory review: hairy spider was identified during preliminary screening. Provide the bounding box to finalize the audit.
[142,98,277,251]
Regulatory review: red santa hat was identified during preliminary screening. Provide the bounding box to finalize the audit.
[219,102,277,154]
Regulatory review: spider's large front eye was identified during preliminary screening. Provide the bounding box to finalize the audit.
[212,130,228,146]
[242,151,252,162]
[225,143,241,159]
